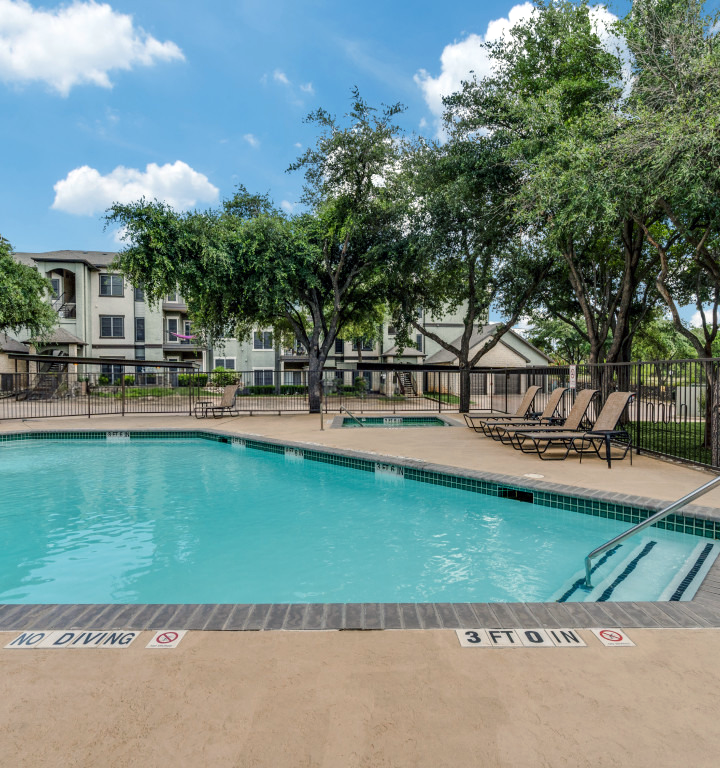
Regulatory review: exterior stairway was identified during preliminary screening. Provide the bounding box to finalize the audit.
[394,370,418,396]
[26,355,68,400]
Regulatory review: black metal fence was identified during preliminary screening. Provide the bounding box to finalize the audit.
[2,360,720,469]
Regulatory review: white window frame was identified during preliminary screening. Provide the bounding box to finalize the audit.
[214,357,236,370]
[99,274,124,297]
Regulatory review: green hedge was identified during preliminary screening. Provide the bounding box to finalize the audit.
[178,373,209,387]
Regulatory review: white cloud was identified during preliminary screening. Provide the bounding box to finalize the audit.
[51,160,219,215]
[0,0,184,96]
[280,200,295,213]
[243,133,259,148]
[415,3,625,136]
[273,68,290,85]
[299,82,314,94]
[691,311,703,328]
[414,3,534,130]
[294,142,302,148]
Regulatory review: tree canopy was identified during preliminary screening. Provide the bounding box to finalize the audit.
[107,91,408,411]
[0,236,56,340]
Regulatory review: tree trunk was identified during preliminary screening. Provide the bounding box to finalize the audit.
[307,350,324,414]
[459,365,471,414]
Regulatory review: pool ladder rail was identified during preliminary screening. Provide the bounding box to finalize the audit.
[584,474,720,588]
[340,406,365,427]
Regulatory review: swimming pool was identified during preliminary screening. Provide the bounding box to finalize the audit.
[0,436,716,604]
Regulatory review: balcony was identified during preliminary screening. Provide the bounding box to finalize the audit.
[162,299,188,312]
[51,292,77,319]
[280,346,308,362]
[162,330,203,351]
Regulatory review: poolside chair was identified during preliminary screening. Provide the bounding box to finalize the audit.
[463,385,541,433]
[504,388,598,446]
[484,386,569,442]
[194,384,240,418]
[511,391,634,466]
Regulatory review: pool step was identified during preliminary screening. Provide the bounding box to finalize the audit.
[555,539,720,603]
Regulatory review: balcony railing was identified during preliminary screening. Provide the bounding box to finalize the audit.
[51,292,77,319]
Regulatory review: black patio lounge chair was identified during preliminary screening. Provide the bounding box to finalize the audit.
[484,386,569,441]
[511,391,634,466]
[463,385,541,433]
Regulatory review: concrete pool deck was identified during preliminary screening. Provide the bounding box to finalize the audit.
[2,628,720,767]
[3,412,720,765]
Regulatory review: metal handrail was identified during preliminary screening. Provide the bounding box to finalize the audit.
[584,474,720,587]
[340,405,365,427]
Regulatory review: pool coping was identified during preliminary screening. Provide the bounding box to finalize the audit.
[3,427,720,631]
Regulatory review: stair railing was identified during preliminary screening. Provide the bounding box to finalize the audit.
[584,474,720,588]
[340,405,365,427]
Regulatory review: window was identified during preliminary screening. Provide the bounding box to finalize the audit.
[135,318,145,342]
[100,362,123,385]
[284,371,303,385]
[135,347,146,361]
[167,318,178,341]
[100,316,124,338]
[334,338,344,354]
[352,338,373,351]
[214,358,235,370]
[100,274,123,296]
[166,291,178,303]
[253,331,273,349]
[134,284,145,301]
[416,334,423,352]
[50,278,61,299]
[254,369,274,386]
[387,326,396,336]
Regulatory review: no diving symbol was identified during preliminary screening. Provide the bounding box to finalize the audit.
[599,629,623,643]
[146,629,186,649]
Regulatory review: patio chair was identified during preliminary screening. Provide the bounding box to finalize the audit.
[463,385,541,433]
[194,383,239,418]
[511,391,634,466]
[504,388,598,446]
[484,386,569,441]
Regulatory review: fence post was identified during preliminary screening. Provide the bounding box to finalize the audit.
[121,373,125,417]
[712,362,720,468]
[636,362,642,456]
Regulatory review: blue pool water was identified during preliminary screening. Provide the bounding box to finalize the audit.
[0,439,715,604]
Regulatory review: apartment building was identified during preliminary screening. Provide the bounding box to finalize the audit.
[10,251,206,375]
[5,251,547,386]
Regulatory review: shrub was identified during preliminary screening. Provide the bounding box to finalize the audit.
[211,367,239,387]
[178,373,209,387]
[98,374,110,385]
[124,375,135,386]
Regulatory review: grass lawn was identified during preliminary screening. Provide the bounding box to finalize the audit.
[424,392,461,404]
[627,421,711,465]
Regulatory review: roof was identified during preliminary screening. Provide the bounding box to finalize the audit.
[381,345,426,358]
[423,323,552,365]
[14,250,118,270]
[0,333,30,354]
[22,327,87,345]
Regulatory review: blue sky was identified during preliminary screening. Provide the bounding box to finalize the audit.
[0,0,633,254]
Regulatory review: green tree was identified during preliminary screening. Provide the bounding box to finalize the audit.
[390,135,552,413]
[526,314,592,364]
[0,236,56,339]
[446,0,658,375]
[107,92,408,412]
